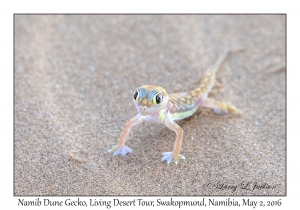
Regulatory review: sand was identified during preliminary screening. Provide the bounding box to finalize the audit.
[14,15,285,196]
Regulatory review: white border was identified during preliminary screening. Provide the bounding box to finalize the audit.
[1,0,296,209]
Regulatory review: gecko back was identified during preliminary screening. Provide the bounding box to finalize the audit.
[167,50,240,120]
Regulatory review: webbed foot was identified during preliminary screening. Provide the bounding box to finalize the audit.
[108,145,132,156]
[161,152,185,164]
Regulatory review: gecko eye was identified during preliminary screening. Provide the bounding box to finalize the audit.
[155,94,163,104]
[133,91,138,100]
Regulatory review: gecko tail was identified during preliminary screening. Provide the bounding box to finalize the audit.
[206,48,245,74]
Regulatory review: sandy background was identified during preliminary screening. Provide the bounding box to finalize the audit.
[14,15,285,196]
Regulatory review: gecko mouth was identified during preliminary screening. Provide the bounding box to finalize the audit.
[139,106,151,115]
[138,105,160,116]
[134,98,167,116]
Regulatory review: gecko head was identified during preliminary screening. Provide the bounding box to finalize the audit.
[132,85,169,116]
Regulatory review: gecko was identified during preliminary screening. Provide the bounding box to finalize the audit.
[108,50,242,164]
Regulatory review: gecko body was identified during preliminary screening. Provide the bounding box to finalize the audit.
[108,50,241,164]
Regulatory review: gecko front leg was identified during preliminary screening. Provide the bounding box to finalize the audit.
[108,114,144,156]
[161,114,185,164]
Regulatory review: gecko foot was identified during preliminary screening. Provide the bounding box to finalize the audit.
[108,145,133,156]
[213,104,242,115]
[226,104,242,114]
[161,152,185,164]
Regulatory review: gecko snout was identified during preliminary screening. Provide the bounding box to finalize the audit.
[139,98,152,107]
[139,106,147,111]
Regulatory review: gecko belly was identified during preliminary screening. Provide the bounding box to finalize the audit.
[169,106,199,121]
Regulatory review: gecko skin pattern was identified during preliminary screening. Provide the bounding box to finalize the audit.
[108,50,242,164]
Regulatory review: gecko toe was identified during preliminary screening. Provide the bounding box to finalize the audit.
[108,145,133,157]
[161,152,185,164]
[179,154,185,160]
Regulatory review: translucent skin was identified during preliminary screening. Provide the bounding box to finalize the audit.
[108,50,242,164]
